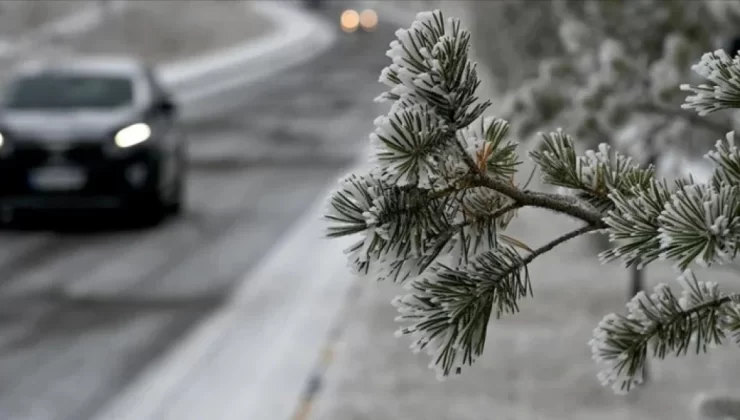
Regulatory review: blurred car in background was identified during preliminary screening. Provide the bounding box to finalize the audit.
[0,56,186,224]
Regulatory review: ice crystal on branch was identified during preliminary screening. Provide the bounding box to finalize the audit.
[325,173,377,239]
[600,179,673,268]
[393,244,531,378]
[326,172,457,279]
[376,10,489,127]
[681,50,740,116]
[530,129,654,213]
[458,117,519,180]
[707,131,740,189]
[658,184,740,269]
[370,104,448,188]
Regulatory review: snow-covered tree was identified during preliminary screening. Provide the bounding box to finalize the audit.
[464,0,564,94]
[495,0,737,170]
[324,10,740,395]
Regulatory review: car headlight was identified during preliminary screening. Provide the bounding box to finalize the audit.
[115,123,151,148]
[0,131,13,156]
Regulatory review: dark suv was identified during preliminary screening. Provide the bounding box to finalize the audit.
[0,57,186,222]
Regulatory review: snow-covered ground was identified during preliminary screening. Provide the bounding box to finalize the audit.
[2,1,273,64]
[58,1,274,65]
[0,0,90,38]
[0,0,274,85]
[0,0,100,58]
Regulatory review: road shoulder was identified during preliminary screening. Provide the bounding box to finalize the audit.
[88,4,341,420]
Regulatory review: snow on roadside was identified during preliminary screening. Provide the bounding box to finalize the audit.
[54,1,274,66]
[0,1,104,59]
[0,1,92,38]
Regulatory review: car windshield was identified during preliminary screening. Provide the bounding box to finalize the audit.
[3,73,135,110]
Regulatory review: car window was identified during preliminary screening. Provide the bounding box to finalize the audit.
[3,72,135,110]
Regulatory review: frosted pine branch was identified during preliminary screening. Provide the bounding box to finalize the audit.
[590,271,740,394]
[707,131,740,189]
[658,183,740,269]
[394,225,596,378]
[600,129,740,271]
[370,104,448,188]
[393,244,531,379]
[600,179,674,268]
[529,129,655,213]
[323,9,740,395]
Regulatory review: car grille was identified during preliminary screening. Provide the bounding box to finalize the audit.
[64,144,106,163]
[13,143,50,166]
[12,141,107,165]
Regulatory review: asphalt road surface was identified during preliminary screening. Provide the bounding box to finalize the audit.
[0,6,395,420]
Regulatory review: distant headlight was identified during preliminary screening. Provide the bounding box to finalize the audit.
[360,9,378,31]
[0,132,5,148]
[340,9,360,32]
[115,123,151,148]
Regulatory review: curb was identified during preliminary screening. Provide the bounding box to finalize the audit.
[89,172,361,420]
[158,1,337,105]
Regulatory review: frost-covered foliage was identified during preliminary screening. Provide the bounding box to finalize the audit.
[682,50,740,116]
[496,0,738,166]
[464,0,563,93]
[324,10,740,395]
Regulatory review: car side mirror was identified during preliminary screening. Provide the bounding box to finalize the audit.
[726,36,740,57]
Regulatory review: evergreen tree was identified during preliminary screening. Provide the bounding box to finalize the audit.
[491,0,738,173]
[324,9,740,396]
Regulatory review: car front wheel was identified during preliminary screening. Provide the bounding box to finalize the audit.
[166,170,185,216]
[130,153,185,225]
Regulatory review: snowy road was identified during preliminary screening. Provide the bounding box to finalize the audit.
[0,5,394,420]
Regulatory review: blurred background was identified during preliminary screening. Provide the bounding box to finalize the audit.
[1,1,740,420]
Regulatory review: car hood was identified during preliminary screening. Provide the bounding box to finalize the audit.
[0,109,141,142]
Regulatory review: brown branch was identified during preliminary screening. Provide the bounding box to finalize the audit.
[447,119,607,228]
[488,201,524,222]
[480,224,600,294]
[521,224,599,263]
[472,175,607,228]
